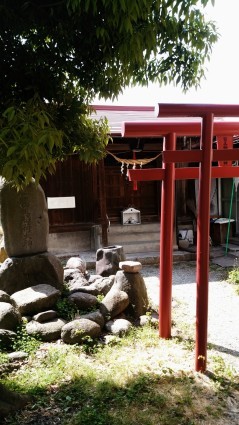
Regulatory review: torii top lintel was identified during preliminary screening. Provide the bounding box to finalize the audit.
[122,120,239,138]
[123,103,239,182]
[155,103,239,118]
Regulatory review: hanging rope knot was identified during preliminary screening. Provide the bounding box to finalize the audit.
[106,150,162,166]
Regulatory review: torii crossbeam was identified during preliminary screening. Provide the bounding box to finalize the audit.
[122,104,239,372]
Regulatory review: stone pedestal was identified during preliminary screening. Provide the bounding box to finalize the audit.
[96,245,125,277]
[114,261,149,318]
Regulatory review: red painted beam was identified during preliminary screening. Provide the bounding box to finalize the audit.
[213,149,239,162]
[176,166,239,179]
[211,167,239,178]
[175,168,198,180]
[122,120,239,138]
[163,150,203,163]
[155,103,239,118]
[128,166,239,182]
[128,168,165,181]
[163,149,239,164]
[122,120,201,137]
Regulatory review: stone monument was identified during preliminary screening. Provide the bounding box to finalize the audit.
[0,179,63,294]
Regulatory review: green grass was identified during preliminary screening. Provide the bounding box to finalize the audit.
[1,324,238,425]
[227,265,239,295]
[0,322,41,356]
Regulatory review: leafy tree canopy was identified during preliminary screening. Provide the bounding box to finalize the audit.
[0,0,218,188]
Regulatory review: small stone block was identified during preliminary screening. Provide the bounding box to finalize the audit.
[8,351,29,361]
[119,261,142,273]
[33,310,58,323]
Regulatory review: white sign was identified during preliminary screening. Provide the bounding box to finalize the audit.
[47,196,76,209]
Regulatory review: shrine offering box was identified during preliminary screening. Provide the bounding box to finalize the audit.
[210,218,235,244]
[121,207,141,225]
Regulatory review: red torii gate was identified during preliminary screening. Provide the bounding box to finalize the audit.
[122,104,239,372]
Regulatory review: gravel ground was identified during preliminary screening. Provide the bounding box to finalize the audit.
[141,261,239,373]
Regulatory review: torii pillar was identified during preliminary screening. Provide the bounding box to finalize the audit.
[123,104,239,372]
[159,132,176,339]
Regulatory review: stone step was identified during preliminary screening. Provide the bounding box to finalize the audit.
[108,223,161,253]
[108,232,160,245]
[119,241,160,254]
[221,243,239,254]
[107,222,178,254]
[108,223,160,234]
[228,236,239,246]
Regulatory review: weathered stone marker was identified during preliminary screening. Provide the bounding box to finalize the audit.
[0,179,64,295]
[0,179,49,257]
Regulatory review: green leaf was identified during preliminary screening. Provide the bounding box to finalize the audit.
[48,135,54,153]
[3,107,16,122]
[7,146,18,157]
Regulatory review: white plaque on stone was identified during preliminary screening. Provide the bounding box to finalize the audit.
[47,196,76,209]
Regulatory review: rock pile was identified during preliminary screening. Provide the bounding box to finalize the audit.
[0,181,152,349]
[0,258,151,349]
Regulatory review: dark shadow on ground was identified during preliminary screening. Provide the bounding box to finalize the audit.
[208,343,239,358]
[1,367,230,425]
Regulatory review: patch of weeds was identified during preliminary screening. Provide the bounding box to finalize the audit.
[56,294,103,321]
[0,351,9,364]
[122,375,164,404]
[1,346,84,400]
[113,324,148,349]
[205,357,238,412]
[42,345,72,369]
[174,335,195,351]
[80,335,102,355]
[172,316,195,349]
[0,334,16,353]
[210,355,237,386]
[56,297,79,321]
[205,404,224,418]
[209,263,223,272]
[79,305,100,315]
[228,267,239,283]
[12,322,41,354]
[227,263,239,295]
[141,310,158,329]
[65,327,102,355]
[96,294,104,303]
[62,281,70,296]
[69,405,112,425]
